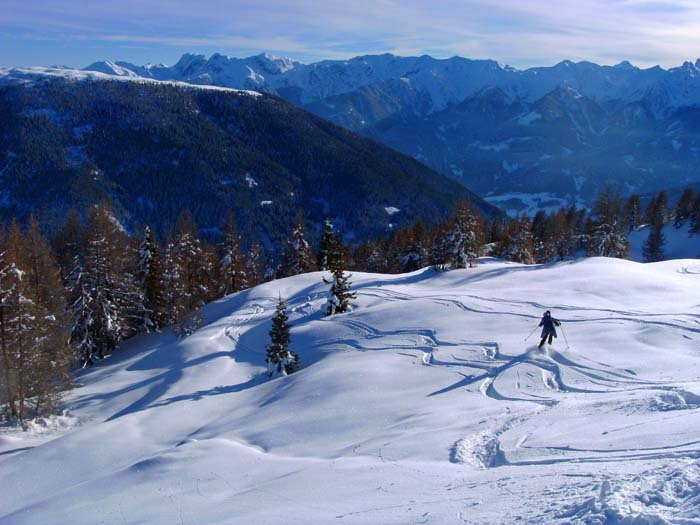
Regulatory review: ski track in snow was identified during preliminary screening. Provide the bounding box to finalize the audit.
[2,259,700,524]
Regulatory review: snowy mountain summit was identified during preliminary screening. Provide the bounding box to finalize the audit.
[83,52,700,113]
[1,257,699,524]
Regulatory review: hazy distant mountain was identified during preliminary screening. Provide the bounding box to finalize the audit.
[0,71,497,248]
[82,53,700,213]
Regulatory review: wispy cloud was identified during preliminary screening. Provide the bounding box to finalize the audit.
[2,0,699,68]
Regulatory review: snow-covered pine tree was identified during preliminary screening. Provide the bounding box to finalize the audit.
[503,215,535,264]
[280,216,314,277]
[323,234,356,316]
[219,212,248,295]
[317,219,341,271]
[69,207,132,366]
[168,211,208,337]
[160,242,181,326]
[588,187,628,258]
[447,201,483,269]
[137,225,165,331]
[674,187,695,228]
[265,295,299,377]
[325,266,357,316]
[588,221,629,258]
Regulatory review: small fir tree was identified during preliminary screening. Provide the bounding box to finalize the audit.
[325,266,357,316]
[265,296,299,377]
[317,219,341,271]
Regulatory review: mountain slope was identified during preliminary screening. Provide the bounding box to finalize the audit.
[0,73,496,242]
[81,53,700,209]
[1,258,699,523]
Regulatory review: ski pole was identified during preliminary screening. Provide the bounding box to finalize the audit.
[560,325,570,349]
[524,325,538,342]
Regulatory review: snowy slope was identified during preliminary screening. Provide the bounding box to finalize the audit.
[0,66,262,96]
[1,258,700,524]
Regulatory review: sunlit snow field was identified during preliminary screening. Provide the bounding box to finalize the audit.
[1,258,699,524]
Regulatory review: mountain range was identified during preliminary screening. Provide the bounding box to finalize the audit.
[80,52,700,213]
[0,71,496,246]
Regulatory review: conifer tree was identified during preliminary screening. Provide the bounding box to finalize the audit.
[265,295,299,377]
[323,237,356,316]
[674,187,695,228]
[623,194,642,232]
[280,215,314,277]
[430,223,451,271]
[69,206,134,366]
[448,201,483,269]
[401,220,427,272]
[246,241,264,287]
[137,225,165,331]
[1,221,70,421]
[325,266,357,316]
[588,187,628,258]
[690,192,700,236]
[317,219,341,271]
[219,212,248,295]
[503,215,535,264]
[642,223,665,262]
[52,209,85,280]
[166,211,208,336]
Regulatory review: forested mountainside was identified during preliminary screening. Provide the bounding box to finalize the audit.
[0,75,498,246]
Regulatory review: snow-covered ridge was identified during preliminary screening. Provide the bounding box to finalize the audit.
[1,257,699,524]
[79,52,700,112]
[0,66,262,97]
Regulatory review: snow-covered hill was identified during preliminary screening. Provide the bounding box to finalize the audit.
[1,258,700,524]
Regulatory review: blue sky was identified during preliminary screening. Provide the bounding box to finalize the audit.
[2,0,700,69]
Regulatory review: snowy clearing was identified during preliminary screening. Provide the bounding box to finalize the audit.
[1,257,699,524]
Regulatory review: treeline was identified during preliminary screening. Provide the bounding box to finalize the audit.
[348,186,700,272]
[2,185,698,423]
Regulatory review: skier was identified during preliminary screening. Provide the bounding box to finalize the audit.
[538,310,561,348]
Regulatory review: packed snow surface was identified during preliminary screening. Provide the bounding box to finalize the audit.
[1,258,700,524]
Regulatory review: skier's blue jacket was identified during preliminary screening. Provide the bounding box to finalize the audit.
[539,313,561,338]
